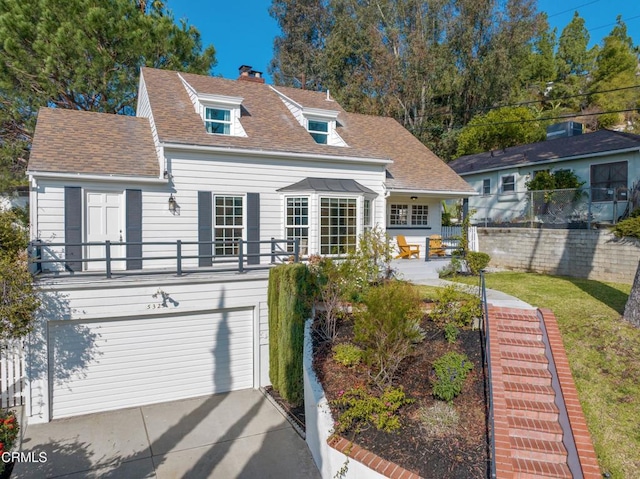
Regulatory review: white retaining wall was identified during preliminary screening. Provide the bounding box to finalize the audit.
[303,320,386,479]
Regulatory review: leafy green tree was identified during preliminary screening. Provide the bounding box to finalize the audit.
[0,0,216,193]
[556,12,594,78]
[269,0,329,89]
[526,169,585,190]
[527,15,557,84]
[0,210,38,340]
[456,106,546,156]
[270,0,544,160]
[589,18,639,129]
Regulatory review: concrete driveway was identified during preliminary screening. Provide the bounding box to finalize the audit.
[12,389,320,479]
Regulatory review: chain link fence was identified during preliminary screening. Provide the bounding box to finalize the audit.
[469,187,632,228]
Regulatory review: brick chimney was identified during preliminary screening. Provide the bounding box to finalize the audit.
[238,65,265,83]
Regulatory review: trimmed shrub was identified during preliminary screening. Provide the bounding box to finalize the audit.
[612,216,640,239]
[332,386,413,434]
[268,263,315,406]
[354,281,424,389]
[432,352,473,402]
[430,284,481,328]
[333,343,363,368]
[466,251,491,275]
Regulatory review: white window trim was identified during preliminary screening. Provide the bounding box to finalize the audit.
[199,95,247,137]
[213,194,245,256]
[284,195,310,255]
[388,202,429,227]
[482,178,491,196]
[501,175,516,194]
[318,194,360,256]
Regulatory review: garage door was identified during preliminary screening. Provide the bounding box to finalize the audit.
[49,309,254,418]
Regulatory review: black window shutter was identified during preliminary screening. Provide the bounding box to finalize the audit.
[198,191,213,267]
[64,187,82,272]
[126,189,143,270]
[246,193,260,265]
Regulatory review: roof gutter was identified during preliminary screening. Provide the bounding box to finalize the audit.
[456,146,640,176]
[388,188,479,197]
[27,171,168,184]
[160,142,393,165]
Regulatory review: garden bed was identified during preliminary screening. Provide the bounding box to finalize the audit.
[311,314,489,478]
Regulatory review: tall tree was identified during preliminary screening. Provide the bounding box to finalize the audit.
[556,11,594,79]
[270,0,543,160]
[0,0,216,193]
[269,0,330,89]
[589,17,639,128]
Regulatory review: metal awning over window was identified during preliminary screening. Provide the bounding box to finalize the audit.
[277,177,377,196]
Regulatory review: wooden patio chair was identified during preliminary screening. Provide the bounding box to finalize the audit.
[428,234,446,257]
[395,235,420,259]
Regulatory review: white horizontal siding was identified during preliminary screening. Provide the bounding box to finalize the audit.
[50,308,254,418]
[30,150,386,271]
[38,275,268,321]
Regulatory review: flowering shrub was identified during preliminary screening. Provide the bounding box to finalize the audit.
[331,386,413,434]
[0,409,19,472]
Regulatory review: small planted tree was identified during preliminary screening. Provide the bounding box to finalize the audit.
[354,281,424,389]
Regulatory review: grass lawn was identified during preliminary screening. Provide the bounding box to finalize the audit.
[454,272,639,479]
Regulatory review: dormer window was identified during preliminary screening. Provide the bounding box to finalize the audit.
[205,107,232,135]
[308,120,329,144]
[178,74,247,137]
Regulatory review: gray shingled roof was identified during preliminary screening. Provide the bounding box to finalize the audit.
[29,108,159,177]
[277,178,377,195]
[143,68,473,193]
[449,130,640,175]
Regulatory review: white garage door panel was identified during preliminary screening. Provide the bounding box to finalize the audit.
[50,310,254,418]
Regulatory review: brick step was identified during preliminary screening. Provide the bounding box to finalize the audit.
[512,458,572,478]
[506,398,559,421]
[508,415,564,442]
[504,382,556,402]
[497,324,543,341]
[510,436,568,463]
[500,351,548,369]
[498,337,546,355]
[497,317,540,329]
[503,366,552,386]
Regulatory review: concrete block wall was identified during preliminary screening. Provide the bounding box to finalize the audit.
[478,227,640,284]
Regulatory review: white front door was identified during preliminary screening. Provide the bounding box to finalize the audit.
[85,191,124,271]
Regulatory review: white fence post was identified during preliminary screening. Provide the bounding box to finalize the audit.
[1,339,26,408]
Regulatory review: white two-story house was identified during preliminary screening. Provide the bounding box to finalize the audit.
[25,66,474,423]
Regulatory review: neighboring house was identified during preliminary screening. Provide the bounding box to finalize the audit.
[25,66,474,423]
[449,127,640,225]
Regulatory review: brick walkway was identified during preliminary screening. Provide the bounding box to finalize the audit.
[487,306,601,479]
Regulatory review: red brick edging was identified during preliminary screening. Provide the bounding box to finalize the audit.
[538,308,601,479]
[328,434,422,479]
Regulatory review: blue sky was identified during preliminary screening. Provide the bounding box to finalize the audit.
[166,0,640,82]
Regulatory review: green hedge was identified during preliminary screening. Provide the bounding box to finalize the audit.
[268,263,315,406]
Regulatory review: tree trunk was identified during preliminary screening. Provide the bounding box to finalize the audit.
[623,260,640,327]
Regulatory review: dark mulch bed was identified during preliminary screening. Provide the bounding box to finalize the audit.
[313,315,489,478]
[266,313,490,478]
